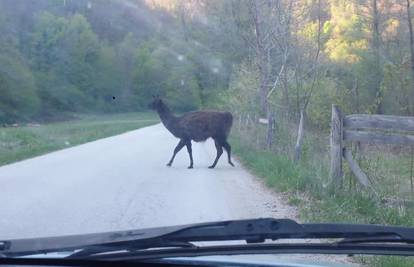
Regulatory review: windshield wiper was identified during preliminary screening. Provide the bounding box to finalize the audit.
[2,218,414,260]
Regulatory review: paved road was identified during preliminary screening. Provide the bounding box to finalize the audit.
[0,124,293,239]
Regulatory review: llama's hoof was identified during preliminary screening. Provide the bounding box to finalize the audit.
[208,165,215,169]
[188,165,193,169]
[166,163,172,167]
[229,162,235,167]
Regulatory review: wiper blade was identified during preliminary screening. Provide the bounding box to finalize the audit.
[2,218,414,258]
[0,224,189,257]
[67,241,196,258]
[82,242,414,261]
[156,218,414,243]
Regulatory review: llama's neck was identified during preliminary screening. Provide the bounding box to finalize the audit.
[157,103,179,134]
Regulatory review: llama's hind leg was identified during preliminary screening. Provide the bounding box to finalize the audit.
[185,140,194,169]
[222,141,235,167]
[167,139,185,167]
[209,139,223,169]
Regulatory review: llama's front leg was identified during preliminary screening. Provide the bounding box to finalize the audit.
[185,140,194,169]
[167,139,185,167]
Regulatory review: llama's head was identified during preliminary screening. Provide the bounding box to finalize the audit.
[148,95,164,111]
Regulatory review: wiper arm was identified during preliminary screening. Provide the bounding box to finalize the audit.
[156,218,414,243]
[2,218,414,258]
[73,218,414,259]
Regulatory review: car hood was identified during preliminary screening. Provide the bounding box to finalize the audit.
[159,255,359,267]
[22,253,359,267]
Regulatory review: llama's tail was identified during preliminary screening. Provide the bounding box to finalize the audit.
[223,112,233,138]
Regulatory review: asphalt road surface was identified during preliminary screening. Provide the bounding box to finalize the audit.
[0,123,294,239]
[0,123,357,266]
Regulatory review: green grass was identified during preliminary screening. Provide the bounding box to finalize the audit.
[0,112,158,166]
[356,150,414,198]
[231,135,414,267]
[231,137,314,192]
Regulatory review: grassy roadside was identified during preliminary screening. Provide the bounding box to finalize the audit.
[0,112,158,167]
[231,136,414,267]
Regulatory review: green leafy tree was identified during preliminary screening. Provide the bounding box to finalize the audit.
[0,13,39,122]
[0,51,39,123]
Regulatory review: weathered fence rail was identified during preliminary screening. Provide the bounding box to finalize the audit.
[344,114,414,131]
[344,130,414,146]
[330,105,414,191]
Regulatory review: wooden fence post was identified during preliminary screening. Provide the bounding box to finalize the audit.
[266,112,275,150]
[294,109,305,162]
[330,105,343,188]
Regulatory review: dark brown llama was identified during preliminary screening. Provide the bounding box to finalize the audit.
[149,96,234,169]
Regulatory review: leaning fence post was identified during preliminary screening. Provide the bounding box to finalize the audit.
[330,104,343,188]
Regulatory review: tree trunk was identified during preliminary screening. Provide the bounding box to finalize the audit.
[248,0,268,116]
[330,105,343,188]
[411,146,414,194]
[372,0,383,114]
[259,76,268,115]
[352,76,362,157]
[407,0,414,113]
[282,61,290,119]
[352,77,360,113]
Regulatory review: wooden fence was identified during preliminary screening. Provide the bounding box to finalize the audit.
[330,105,414,191]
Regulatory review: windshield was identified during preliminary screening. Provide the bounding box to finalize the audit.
[0,0,413,266]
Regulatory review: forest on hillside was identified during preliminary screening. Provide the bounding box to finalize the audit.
[0,0,225,123]
[1,0,414,129]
